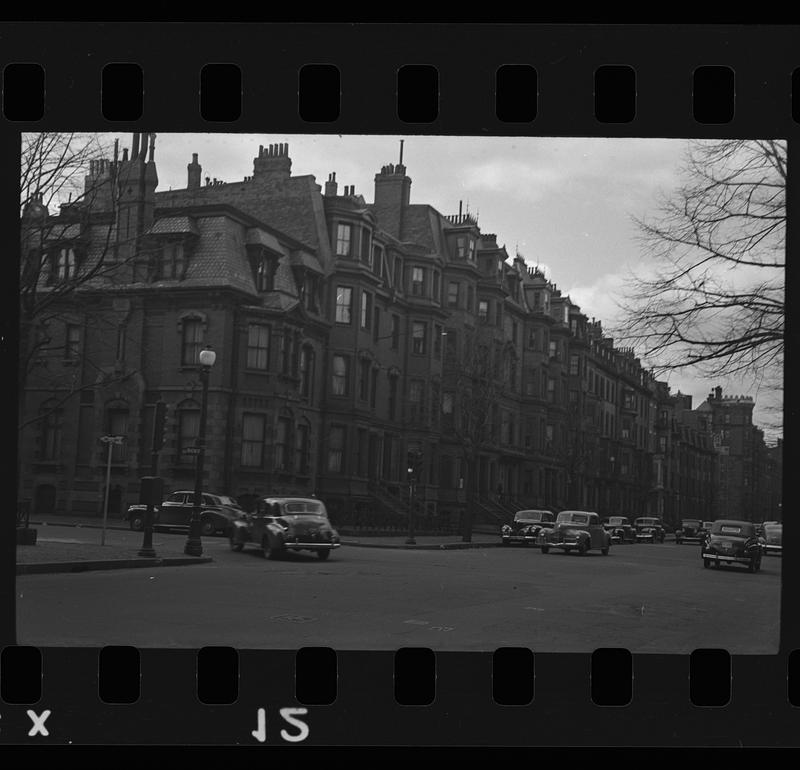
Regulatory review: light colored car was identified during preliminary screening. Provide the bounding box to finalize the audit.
[762,523,782,556]
[229,497,341,560]
[501,510,555,546]
[538,510,611,556]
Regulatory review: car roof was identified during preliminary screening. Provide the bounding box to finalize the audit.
[515,509,551,516]
[261,497,321,504]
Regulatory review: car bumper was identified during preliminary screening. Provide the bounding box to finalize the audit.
[676,536,703,543]
[635,533,656,540]
[502,535,535,545]
[283,541,341,551]
[703,552,751,565]
[764,544,782,555]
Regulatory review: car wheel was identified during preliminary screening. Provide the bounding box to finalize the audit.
[577,541,587,556]
[676,538,682,545]
[129,514,144,532]
[601,546,609,555]
[748,557,758,573]
[229,532,244,552]
[317,549,331,561]
[703,558,710,568]
[200,517,216,537]
[541,545,549,554]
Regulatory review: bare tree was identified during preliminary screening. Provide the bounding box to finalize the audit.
[443,327,511,542]
[19,132,143,429]
[615,139,785,415]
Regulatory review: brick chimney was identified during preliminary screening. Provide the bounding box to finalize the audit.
[253,142,292,181]
[324,172,338,196]
[187,153,201,190]
[373,161,411,239]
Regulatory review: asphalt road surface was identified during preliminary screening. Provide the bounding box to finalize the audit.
[17,526,781,653]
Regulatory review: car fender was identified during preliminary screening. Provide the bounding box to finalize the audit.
[264,522,287,547]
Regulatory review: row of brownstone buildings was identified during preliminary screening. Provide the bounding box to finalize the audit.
[18,134,782,529]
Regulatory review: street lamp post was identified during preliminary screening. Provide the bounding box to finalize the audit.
[100,435,125,546]
[184,346,216,557]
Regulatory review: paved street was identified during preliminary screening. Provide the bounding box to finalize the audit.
[17,525,781,653]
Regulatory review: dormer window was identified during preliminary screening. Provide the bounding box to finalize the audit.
[336,223,352,257]
[55,246,76,281]
[160,241,185,279]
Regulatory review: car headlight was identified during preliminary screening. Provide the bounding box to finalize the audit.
[502,525,511,533]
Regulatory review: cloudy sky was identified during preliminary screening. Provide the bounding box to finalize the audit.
[144,133,782,441]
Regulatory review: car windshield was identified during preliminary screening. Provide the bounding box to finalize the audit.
[557,512,589,525]
[682,520,701,527]
[217,496,241,508]
[514,511,549,523]
[636,519,658,526]
[609,518,627,525]
[764,524,782,535]
[711,522,754,537]
[279,501,327,516]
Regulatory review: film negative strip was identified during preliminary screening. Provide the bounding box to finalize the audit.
[1,22,797,747]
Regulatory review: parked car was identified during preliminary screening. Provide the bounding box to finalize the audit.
[501,510,555,546]
[603,516,635,544]
[126,490,246,536]
[229,496,341,560]
[633,517,666,543]
[675,519,705,544]
[762,522,782,556]
[538,511,611,556]
[701,519,763,572]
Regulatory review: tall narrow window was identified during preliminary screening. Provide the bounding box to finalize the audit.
[433,271,440,301]
[373,244,383,277]
[466,284,474,312]
[359,358,370,401]
[295,422,310,474]
[280,331,293,375]
[246,324,270,370]
[275,417,291,471]
[360,291,372,330]
[445,329,458,360]
[478,300,489,322]
[254,257,276,291]
[373,306,381,342]
[434,324,443,359]
[181,319,203,366]
[388,374,398,421]
[411,321,427,355]
[40,405,62,461]
[393,256,402,290]
[336,223,352,256]
[391,314,400,350]
[116,326,126,362]
[241,413,265,467]
[411,266,424,296]
[161,242,185,279]
[328,426,345,472]
[456,236,467,258]
[332,355,349,396]
[65,324,81,360]
[300,346,314,399]
[447,282,460,307]
[335,286,353,323]
[55,247,76,281]
[361,227,372,265]
[370,367,378,408]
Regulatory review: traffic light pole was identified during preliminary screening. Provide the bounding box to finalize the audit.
[407,478,416,545]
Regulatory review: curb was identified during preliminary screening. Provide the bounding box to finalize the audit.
[341,541,501,550]
[17,557,213,575]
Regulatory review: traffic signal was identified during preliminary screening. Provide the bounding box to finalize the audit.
[151,401,169,452]
[406,449,424,480]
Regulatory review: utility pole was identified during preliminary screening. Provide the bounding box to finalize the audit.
[100,435,125,546]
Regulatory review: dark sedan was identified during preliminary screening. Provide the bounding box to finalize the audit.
[126,491,246,536]
[603,516,635,544]
[675,519,705,544]
[701,520,762,572]
[501,510,555,546]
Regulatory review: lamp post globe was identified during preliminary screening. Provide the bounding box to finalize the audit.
[184,345,216,557]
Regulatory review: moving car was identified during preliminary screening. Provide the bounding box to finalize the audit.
[501,510,555,546]
[229,496,341,560]
[633,517,666,543]
[762,522,782,556]
[675,519,705,544]
[126,491,246,536]
[538,510,611,556]
[701,519,763,572]
[603,516,635,544]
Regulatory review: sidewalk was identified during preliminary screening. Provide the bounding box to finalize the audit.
[16,516,503,574]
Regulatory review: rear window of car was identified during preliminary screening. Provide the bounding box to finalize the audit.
[764,524,782,534]
[636,519,658,525]
[514,511,548,523]
[609,518,627,525]
[682,520,701,527]
[712,522,754,537]
[283,501,326,515]
[558,513,588,524]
